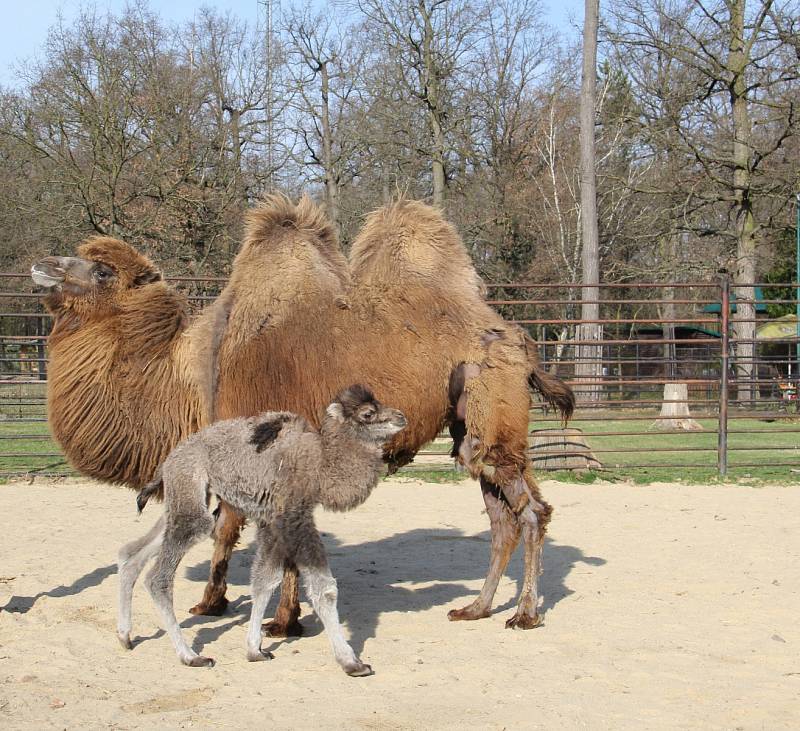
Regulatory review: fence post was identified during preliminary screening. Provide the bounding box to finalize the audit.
[37,314,47,381]
[718,271,730,477]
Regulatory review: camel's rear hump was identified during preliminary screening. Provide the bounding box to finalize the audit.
[349,200,485,300]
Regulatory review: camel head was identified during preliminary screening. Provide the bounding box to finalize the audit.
[31,236,163,317]
[325,384,408,444]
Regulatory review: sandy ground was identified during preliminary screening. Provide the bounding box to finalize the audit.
[1,477,799,730]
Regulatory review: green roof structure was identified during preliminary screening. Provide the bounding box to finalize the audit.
[702,286,768,314]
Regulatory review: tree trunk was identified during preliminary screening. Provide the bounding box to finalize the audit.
[576,0,603,402]
[728,0,760,404]
[661,234,681,380]
[529,428,602,470]
[653,383,703,431]
[421,1,446,207]
[319,61,341,240]
[229,107,245,203]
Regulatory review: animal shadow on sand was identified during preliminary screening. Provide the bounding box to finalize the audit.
[184,527,606,657]
[3,563,117,614]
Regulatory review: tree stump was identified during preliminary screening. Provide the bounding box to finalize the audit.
[529,428,602,470]
[652,382,703,431]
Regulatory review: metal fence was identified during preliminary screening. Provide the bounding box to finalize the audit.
[1,272,798,480]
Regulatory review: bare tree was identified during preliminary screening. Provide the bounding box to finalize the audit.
[354,0,487,207]
[453,0,554,275]
[284,7,366,239]
[577,0,603,400]
[605,0,799,400]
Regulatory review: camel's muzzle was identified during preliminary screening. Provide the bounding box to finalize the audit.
[30,257,77,288]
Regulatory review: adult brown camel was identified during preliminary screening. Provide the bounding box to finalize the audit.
[32,195,573,634]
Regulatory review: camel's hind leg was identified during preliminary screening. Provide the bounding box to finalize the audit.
[448,477,521,622]
[190,500,244,616]
[448,348,551,629]
[147,507,216,667]
[498,468,552,629]
[147,468,216,666]
[117,515,165,649]
[246,523,283,661]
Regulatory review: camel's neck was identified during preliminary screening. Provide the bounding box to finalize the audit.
[317,420,385,512]
[47,285,204,488]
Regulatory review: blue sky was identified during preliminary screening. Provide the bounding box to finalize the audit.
[0,0,583,87]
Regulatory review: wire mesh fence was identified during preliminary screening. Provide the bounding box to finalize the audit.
[1,272,798,480]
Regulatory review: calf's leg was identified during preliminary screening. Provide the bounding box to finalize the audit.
[292,515,371,677]
[117,515,165,649]
[246,523,284,661]
[147,512,216,666]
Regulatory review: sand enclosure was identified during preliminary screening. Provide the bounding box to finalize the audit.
[1,477,799,729]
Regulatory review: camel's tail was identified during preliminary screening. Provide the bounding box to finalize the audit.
[136,467,163,513]
[524,334,575,423]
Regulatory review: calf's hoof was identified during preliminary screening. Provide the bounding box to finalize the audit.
[117,632,132,650]
[189,596,228,617]
[183,655,215,668]
[447,605,491,622]
[247,648,274,662]
[504,612,542,630]
[262,618,304,638]
[344,661,373,677]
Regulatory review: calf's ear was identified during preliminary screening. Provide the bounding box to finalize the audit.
[325,402,345,422]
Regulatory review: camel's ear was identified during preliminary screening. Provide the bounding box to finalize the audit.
[132,268,162,287]
[325,402,345,422]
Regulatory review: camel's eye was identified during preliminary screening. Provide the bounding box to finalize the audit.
[92,264,115,283]
[358,406,377,422]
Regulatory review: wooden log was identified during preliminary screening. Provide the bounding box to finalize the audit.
[652,382,703,431]
[529,428,602,470]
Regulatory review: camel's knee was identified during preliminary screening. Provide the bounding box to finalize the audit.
[118,515,166,567]
[322,580,338,603]
[304,571,338,606]
[145,561,172,599]
[319,576,338,604]
[486,471,552,538]
[118,543,139,568]
[521,471,553,530]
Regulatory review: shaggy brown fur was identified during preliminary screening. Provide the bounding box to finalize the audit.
[39,238,204,488]
[35,196,573,632]
[198,196,573,631]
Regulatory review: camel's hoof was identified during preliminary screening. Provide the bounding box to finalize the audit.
[247,648,274,662]
[447,606,491,622]
[262,618,303,638]
[117,632,132,650]
[504,612,542,630]
[344,661,373,677]
[184,655,215,668]
[189,596,228,617]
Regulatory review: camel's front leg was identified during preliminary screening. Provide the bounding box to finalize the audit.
[448,476,521,622]
[499,469,552,629]
[262,564,303,637]
[189,501,244,616]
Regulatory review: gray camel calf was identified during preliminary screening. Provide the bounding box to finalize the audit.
[116,384,406,676]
